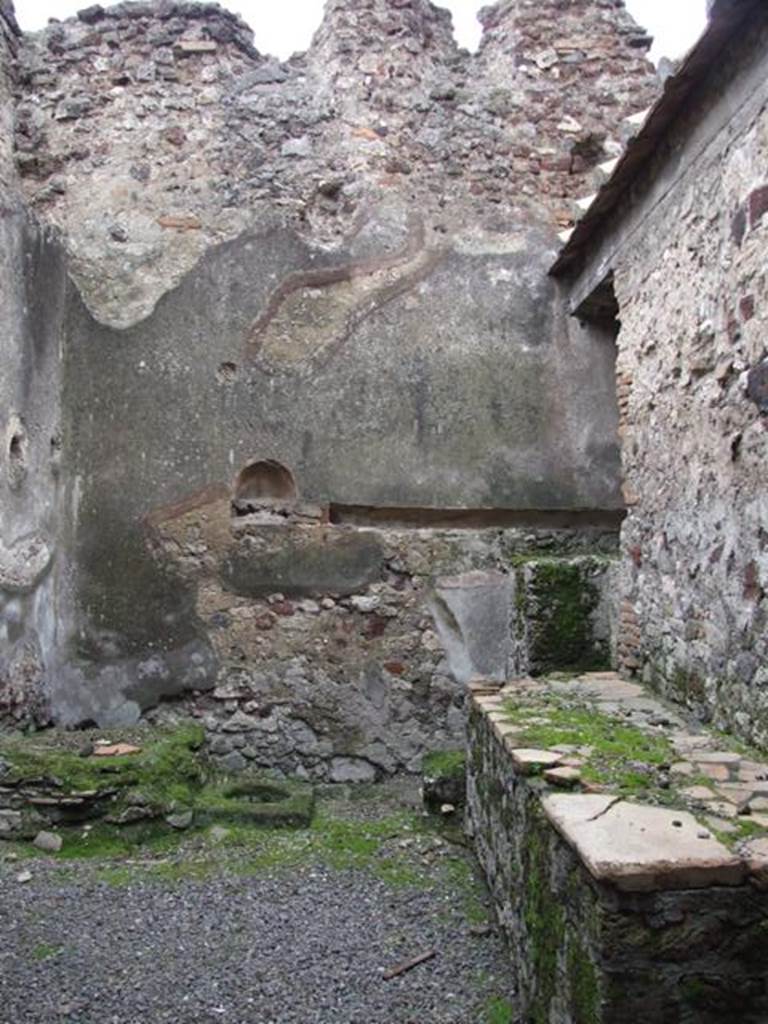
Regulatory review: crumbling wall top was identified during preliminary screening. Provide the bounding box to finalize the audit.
[12,0,659,326]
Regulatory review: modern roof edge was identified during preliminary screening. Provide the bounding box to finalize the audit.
[550,0,762,279]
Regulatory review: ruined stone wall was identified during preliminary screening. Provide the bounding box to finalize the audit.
[579,14,768,744]
[146,501,616,779]
[0,1,19,192]
[14,0,658,328]
[3,0,660,748]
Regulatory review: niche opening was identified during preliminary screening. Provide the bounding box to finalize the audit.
[232,459,298,517]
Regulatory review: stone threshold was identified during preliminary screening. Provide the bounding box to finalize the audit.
[471,672,768,891]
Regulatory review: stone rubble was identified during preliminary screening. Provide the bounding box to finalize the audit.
[147,491,618,778]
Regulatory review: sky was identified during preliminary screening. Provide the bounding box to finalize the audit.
[14,0,708,63]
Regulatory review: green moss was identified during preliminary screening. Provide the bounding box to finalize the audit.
[483,995,515,1024]
[523,822,565,1024]
[0,723,205,809]
[568,939,601,1024]
[670,668,707,706]
[526,560,608,674]
[195,777,315,829]
[83,803,488,913]
[2,735,491,924]
[94,866,135,886]
[422,749,466,778]
[503,698,674,798]
[442,854,492,925]
[0,726,317,853]
[711,818,768,850]
[679,975,710,1010]
[55,819,184,860]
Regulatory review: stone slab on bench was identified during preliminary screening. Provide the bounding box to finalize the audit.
[542,793,744,891]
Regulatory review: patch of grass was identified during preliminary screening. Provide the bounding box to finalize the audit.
[711,729,767,762]
[94,866,135,887]
[710,818,768,850]
[146,858,216,883]
[31,943,63,962]
[484,995,515,1024]
[423,749,466,778]
[217,810,428,883]
[442,855,490,925]
[53,820,184,861]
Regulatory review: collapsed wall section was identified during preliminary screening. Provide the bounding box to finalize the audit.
[13,0,659,327]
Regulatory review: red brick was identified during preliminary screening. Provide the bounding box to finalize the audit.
[740,294,755,321]
[749,185,768,229]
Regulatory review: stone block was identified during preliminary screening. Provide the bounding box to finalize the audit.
[328,757,377,784]
[33,830,63,852]
[0,809,23,837]
[197,775,314,829]
[221,527,385,599]
[174,40,218,55]
[543,765,581,787]
[510,748,564,775]
[429,571,513,685]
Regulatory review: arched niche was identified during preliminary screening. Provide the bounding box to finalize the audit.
[233,459,297,508]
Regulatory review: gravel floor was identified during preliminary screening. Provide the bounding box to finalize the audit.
[0,794,515,1024]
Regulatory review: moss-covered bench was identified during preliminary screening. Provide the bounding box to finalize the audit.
[467,673,768,1024]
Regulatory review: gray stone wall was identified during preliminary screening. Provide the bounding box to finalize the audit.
[578,15,768,745]
[0,0,19,193]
